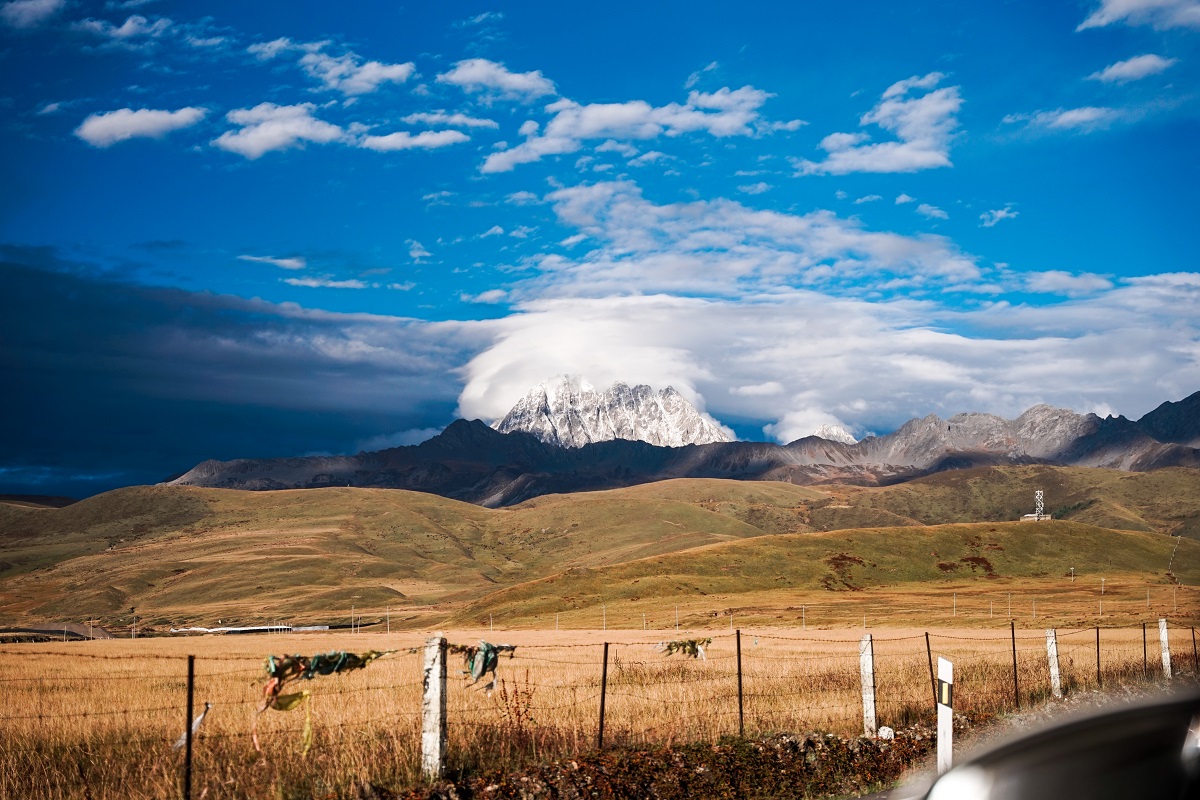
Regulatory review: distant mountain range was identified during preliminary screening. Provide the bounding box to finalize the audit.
[167,390,1200,507]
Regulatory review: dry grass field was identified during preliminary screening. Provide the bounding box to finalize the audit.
[3,470,1199,796]
[0,622,1190,799]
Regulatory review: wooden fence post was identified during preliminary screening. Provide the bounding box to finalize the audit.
[1143,622,1148,678]
[1160,618,1172,679]
[937,657,953,774]
[925,632,936,710]
[421,634,447,781]
[859,633,876,737]
[598,642,610,749]
[1010,620,1020,710]
[184,655,194,800]
[1046,629,1062,699]
[1096,627,1102,690]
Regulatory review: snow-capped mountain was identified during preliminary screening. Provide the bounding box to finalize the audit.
[167,391,1200,508]
[493,375,733,448]
[811,424,859,445]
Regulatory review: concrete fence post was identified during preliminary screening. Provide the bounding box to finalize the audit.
[937,657,953,774]
[859,633,876,737]
[1046,628,1063,699]
[1160,618,1172,679]
[421,634,447,781]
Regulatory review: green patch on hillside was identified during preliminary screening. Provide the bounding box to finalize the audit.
[458,520,1200,622]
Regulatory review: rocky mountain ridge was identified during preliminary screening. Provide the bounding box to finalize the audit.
[167,391,1200,508]
[494,375,732,448]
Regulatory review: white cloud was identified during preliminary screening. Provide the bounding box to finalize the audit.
[1007,106,1120,132]
[75,106,206,147]
[980,206,1018,227]
[76,13,171,40]
[436,58,556,102]
[455,11,504,27]
[359,129,469,151]
[509,226,535,239]
[238,254,306,270]
[482,86,771,173]
[629,150,668,166]
[213,103,344,159]
[299,50,415,96]
[247,36,295,60]
[895,193,915,204]
[481,225,505,238]
[514,180,983,300]
[248,38,414,96]
[456,274,1200,443]
[1025,270,1114,295]
[759,118,808,133]
[408,240,431,261]
[738,182,772,195]
[1088,54,1178,83]
[402,111,499,129]
[462,289,509,304]
[685,60,719,89]
[730,381,784,396]
[854,195,882,204]
[1,0,63,28]
[795,73,961,175]
[506,191,540,205]
[388,282,415,291]
[283,277,367,289]
[1078,0,1200,30]
[596,139,639,157]
[916,203,948,219]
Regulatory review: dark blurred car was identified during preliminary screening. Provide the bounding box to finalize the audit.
[911,690,1200,800]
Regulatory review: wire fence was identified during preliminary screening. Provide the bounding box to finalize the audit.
[0,622,1193,799]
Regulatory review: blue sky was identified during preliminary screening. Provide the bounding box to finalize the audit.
[1,0,1198,497]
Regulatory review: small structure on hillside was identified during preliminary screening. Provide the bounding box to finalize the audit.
[1021,489,1052,521]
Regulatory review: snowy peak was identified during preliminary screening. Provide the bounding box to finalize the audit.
[811,424,858,445]
[494,375,733,448]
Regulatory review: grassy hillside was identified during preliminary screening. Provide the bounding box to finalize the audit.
[0,480,816,626]
[820,465,1200,537]
[3,468,1197,630]
[456,520,1200,628]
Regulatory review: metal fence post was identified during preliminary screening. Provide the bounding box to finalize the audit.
[421,634,447,781]
[598,642,609,749]
[736,629,744,738]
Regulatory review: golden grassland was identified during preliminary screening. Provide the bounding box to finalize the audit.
[2,467,1198,629]
[0,623,1192,799]
[3,470,1199,796]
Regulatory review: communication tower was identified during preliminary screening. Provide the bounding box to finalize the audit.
[1021,489,1051,522]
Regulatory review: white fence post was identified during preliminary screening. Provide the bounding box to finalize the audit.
[1046,628,1062,698]
[859,633,877,737]
[937,657,953,774]
[421,634,447,781]
[1160,618,1172,679]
